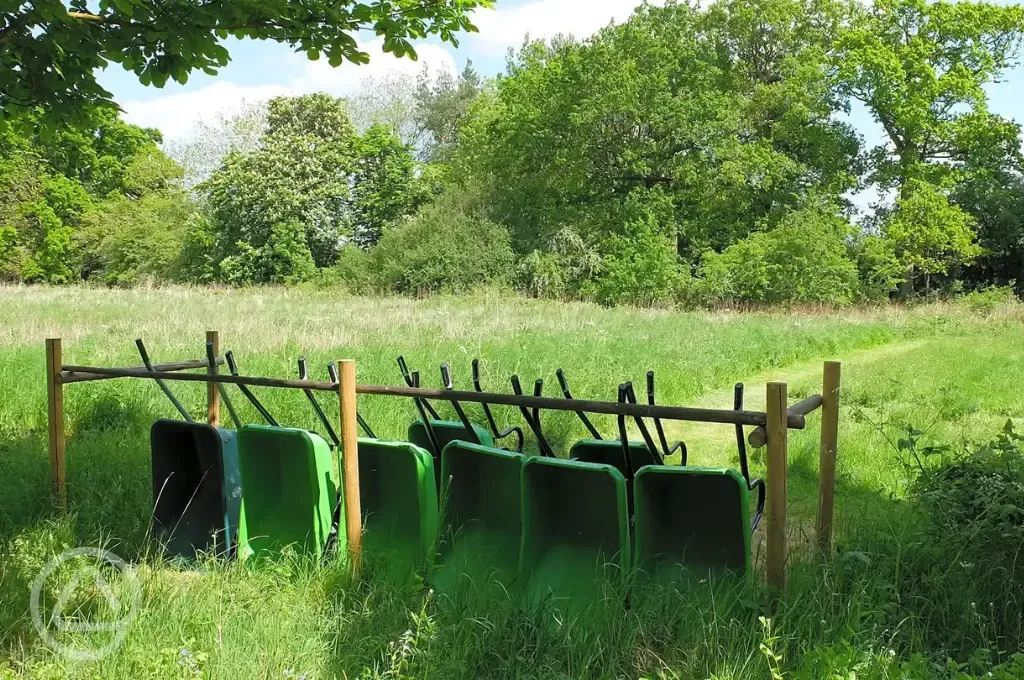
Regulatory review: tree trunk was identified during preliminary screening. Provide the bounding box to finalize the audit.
[897,263,915,300]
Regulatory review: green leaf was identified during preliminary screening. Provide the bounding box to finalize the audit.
[112,0,134,17]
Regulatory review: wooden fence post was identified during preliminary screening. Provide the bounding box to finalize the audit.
[816,361,841,552]
[766,381,788,592]
[337,359,362,573]
[46,338,66,511]
[206,330,220,428]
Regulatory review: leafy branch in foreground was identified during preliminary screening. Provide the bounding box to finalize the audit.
[0,0,492,130]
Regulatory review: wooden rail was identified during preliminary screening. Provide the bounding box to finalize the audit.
[59,364,808,429]
[61,358,224,384]
[747,393,824,448]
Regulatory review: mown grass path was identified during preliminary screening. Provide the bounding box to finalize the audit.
[664,337,929,463]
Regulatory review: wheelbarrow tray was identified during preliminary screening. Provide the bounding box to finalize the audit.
[237,425,339,560]
[357,438,438,582]
[435,441,524,590]
[150,419,241,559]
[520,457,630,604]
[633,466,752,581]
[409,419,494,487]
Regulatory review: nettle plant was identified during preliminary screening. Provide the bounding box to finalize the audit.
[911,420,1024,546]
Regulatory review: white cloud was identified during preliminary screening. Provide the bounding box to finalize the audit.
[467,0,658,55]
[120,82,290,141]
[118,0,660,142]
[120,39,457,142]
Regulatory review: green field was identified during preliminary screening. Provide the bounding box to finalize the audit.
[1,287,1023,679]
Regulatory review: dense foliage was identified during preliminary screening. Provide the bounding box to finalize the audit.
[0,0,491,131]
[0,108,185,284]
[2,0,1024,305]
[188,94,424,284]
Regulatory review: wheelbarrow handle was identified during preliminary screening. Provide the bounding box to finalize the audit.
[224,350,278,427]
[647,370,686,464]
[532,379,544,435]
[749,477,766,533]
[441,363,481,446]
[616,383,636,483]
[624,382,663,466]
[734,383,752,487]
[411,371,440,455]
[398,356,440,420]
[299,357,339,447]
[511,375,554,457]
[555,368,603,440]
[136,338,193,422]
[473,359,524,452]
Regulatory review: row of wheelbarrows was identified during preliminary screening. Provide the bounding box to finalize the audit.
[151,346,765,602]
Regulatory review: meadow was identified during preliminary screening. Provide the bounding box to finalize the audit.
[1,286,1023,679]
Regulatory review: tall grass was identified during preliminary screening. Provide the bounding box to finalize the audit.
[1,286,1022,679]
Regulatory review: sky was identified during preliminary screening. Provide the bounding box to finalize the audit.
[97,0,1024,163]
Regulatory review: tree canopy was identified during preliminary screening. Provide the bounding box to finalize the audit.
[3,0,1024,304]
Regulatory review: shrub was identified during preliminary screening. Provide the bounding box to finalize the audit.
[583,189,685,307]
[514,228,600,300]
[958,285,1019,313]
[369,195,514,294]
[898,422,1024,655]
[588,217,685,307]
[78,190,194,286]
[913,421,1024,560]
[698,201,860,305]
[329,244,377,294]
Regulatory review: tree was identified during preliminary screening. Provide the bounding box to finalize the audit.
[456,0,859,261]
[952,169,1024,295]
[415,61,484,161]
[79,189,194,285]
[165,101,269,188]
[837,0,1024,194]
[197,93,422,282]
[351,123,426,247]
[884,179,983,289]
[0,107,184,283]
[1,0,493,130]
[347,72,421,147]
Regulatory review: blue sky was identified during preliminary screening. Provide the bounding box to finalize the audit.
[98,0,1024,166]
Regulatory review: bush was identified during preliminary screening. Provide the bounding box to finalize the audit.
[577,188,685,307]
[958,285,1019,313]
[78,190,194,286]
[588,218,685,307]
[698,201,860,305]
[913,421,1024,560]
[328,244,377,294]
[369,195,514,294]
[898,422,1024,655]
[514,228,600,299]
[220,219,317,285]
[853,233,905,301]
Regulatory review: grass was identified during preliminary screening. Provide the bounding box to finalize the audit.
[1,285,1023,679]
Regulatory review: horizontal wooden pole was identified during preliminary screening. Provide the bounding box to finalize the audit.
[748,394,823,448]
[788,394,825,417]
[61,358,223,384]
[359,383,803,428]
[59,364,809,428]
